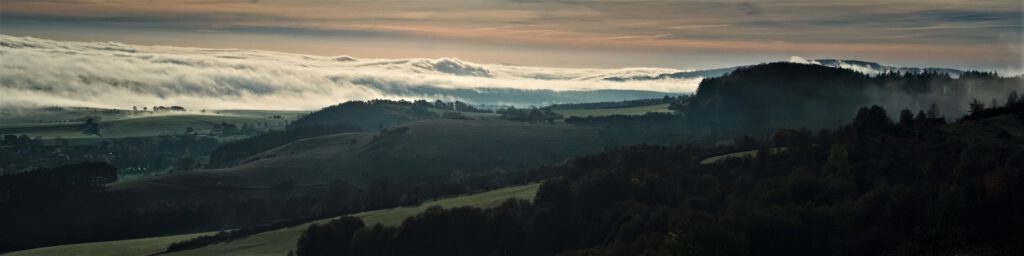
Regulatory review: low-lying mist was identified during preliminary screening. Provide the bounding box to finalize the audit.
[0,35,699,110]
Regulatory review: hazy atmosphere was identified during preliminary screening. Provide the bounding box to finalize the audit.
[0,35,703,109]
[2,1,1023,256]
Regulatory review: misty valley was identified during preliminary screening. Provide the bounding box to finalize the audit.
[3,41,1023,255]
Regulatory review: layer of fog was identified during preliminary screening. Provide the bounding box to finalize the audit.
[0,35,700,110]
[788,56,967,77]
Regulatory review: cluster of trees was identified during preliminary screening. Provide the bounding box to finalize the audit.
[548,95,687,110]
[79,117,101,137]
[0,162,116,205]
[0,134,218,176]
[151,105,187,112]
[292,101,1023,255]
[497,107,562,123]
[342,99,487,113]
[0,162,120,250]
[963,91,1024,121]
[424,100,490,113]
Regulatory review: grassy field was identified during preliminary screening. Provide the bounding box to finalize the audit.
[3,183,539,256]
[352,183,539,226]
[700,147,787,165]
[0,110,304,143]
[552,103,671,118]
[1,232,215,256]
[0,102,669,142]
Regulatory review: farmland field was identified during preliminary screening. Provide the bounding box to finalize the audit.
[0,110,305,143]
[0,232,215,256]
[2,183,539,256]
[552,103,671,118]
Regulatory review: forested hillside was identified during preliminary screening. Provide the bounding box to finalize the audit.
[293,98,1024,256]
[683,63,1022,136]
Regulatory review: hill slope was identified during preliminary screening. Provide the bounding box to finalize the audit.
[112,119,602,199]
[4,183,539,256]
[682,62,1022,135]
[284,106,1024,255]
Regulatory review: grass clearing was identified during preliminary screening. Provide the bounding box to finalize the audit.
[353,183,539,226]
[552,103,671,118]
[0,113,299,143]
[700,147,787,165]
[1,232,215,256]
[4,183,539,256]
[163,183,538,256]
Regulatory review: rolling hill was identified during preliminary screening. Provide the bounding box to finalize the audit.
[111,119,603,200]
[3,183,539,256]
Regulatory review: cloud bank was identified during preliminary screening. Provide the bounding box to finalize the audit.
[0,35,700,110]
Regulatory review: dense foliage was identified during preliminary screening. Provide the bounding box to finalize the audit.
[294,102,1024,256]
[563,63,1020,146]
[0,134,218,175]
[684,63,1022,136]
[565,112,689,147]
[548,96,685,110]
[0,162,121,250]
[497,107,563,123]
[0,162,116,205]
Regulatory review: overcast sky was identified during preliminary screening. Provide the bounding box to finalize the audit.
[1,0,1021,72]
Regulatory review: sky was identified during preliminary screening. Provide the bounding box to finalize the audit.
[1,0,1022,72]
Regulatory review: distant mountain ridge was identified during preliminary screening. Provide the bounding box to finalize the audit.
[812,59,963,76]
[603,59,966,82]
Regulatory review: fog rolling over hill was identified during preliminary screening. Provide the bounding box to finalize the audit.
[682,63,1023,136]
[0,35,696,110]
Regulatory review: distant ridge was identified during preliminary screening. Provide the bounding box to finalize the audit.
[603,59,966,82]
[812,59,963,76]
[602,67,735,82]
